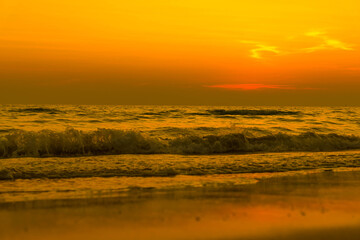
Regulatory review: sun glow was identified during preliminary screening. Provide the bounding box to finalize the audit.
[0,0,359,105]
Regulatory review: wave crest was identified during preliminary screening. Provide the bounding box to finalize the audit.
[1,128,360,158]
[0,128,165,158]
[170,132,360,154]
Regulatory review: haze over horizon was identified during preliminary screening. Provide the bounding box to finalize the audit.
[1,0,359,106]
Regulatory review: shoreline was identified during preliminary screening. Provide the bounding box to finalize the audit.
[1,166,360,206]
[2,169,360,239]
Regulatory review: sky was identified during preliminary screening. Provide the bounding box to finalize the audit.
[0,0,359,105]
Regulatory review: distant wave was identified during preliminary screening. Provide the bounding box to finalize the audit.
[206,109,301,116]
[1,128,360,158]
[142,110,181,115]
[8,107,63,114]
[139,109,302,117]
[7,108,300,117]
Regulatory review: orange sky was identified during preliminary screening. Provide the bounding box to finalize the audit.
[0,0,359,105]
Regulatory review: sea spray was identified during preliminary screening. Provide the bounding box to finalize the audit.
[1,128,360,158]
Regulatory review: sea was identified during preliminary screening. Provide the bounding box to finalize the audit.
[1,104,360,203]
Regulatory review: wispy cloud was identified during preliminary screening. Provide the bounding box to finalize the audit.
[240,41,280,59]
[240,31,354,60]
[303,31,354,52]
[206,84,296,90]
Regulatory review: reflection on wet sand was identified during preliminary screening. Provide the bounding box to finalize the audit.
[1,170,360,240]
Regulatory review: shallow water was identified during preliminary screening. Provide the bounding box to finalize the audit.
[2,170,360,240]
[1,151,360,181]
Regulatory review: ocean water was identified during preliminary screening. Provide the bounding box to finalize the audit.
[1,104,360,156]
[1,104,360,202]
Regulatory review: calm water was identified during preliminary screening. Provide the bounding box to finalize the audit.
[2,169,360,240]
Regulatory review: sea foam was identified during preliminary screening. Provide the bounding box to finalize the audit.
[1,128,360,158]
[1,151,360,180]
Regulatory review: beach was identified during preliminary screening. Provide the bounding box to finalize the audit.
[2,0,360,238]
[1,168,360,240]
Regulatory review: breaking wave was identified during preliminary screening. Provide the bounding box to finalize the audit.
[1,128,360,158]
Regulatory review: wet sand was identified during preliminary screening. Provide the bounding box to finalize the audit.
[1,169,360,240]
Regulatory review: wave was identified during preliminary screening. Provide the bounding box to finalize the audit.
[1,128,360,158]
[142,110,181,115]
[0,128,165,158]
[140,109,302,117]
[1,151,360,180]
[8,107,63,114]
[170,132,360,154]
[206,109,301,116]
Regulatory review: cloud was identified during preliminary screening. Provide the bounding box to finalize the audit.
[305,31,326,37]
[303,31,354,52]
[240,41,280,59]
[240,31,354,59]
[206,84,296,90]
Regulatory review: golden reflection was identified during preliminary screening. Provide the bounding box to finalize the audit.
[1,170,360,240]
